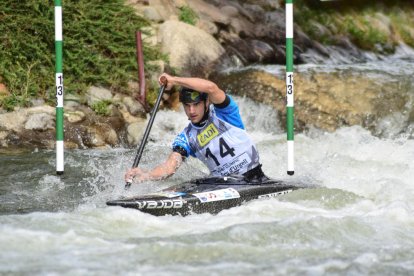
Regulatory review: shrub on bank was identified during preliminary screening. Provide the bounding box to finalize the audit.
[0,0,166,111]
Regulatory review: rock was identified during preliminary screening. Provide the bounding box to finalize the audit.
[0,131,8,147]
[248,40,275,63]
[221,5,239,17]
[102,126,119,146]
[123,96,146,116]
[83,124,118,148]
[172,0,187,9]
[212,69,408,132]
[147,60,165,77]
[158,20,225,75]
[187,0,230,25]
[64,93,84,110]
[30,98,45,107]
[0,110,27,132]
[27,105,55,115]
[127,120,147,146]
[140,26,158,46]
[118,103,142,124]
[24,113,55,131]
[146,0,176,22]
[83,126,106,148]
[86,86,113,106]
[65,110,86,123]
[196,19,218,35]
[143,6,163,22]
[229,17,255,38]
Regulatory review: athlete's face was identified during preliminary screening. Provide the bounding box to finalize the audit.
[183,100,207,123]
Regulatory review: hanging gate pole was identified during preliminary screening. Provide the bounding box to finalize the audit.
[286,0,294,175]
[55,0,64,175]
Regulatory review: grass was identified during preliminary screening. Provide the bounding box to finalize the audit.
[295,0,414,53]
[0,0,167,111]
[91,100,112,116]
[178,6,198,26]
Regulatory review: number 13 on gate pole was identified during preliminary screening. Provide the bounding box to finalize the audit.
[55,0,64,175]
[285,0,294,175]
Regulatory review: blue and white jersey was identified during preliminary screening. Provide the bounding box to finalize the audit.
[172,96,260,176]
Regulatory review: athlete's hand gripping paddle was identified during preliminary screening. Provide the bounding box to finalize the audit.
[125,77,167,189]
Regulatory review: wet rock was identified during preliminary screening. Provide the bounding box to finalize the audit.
[212,69,408,132]
[127,120,147,146]
[83,124,119,148]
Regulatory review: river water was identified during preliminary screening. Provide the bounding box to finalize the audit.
[1,51,414,275]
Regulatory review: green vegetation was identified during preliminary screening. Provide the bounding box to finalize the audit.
[0,0,166,110]
[295,0,414,52]
[91,100,112,116]
[178,6,198,26]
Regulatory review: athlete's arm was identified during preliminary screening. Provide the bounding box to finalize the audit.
[124,152,183,183]
[159,73,226,105]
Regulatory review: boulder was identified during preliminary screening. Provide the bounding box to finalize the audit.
[123,96,146,116]
[187,0,230,25]
[143,6,163,22]
[83,124,119,148]
[24,113,55,131]
[212,69,408,132]
[0,110,27,132]
[86,86,113,106]
[127,120,147,146]
[158,20,225,75]
[65,110,86,123]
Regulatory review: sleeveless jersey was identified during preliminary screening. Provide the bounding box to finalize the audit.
[172,96,260,176]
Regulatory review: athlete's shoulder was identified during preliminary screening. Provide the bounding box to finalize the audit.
[213,95,245,129]
[172,129,191,157]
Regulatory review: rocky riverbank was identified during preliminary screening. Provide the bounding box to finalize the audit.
[1,0,414,150]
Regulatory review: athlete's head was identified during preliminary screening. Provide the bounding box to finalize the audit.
[179,87,209,124]
[179,87,208,104]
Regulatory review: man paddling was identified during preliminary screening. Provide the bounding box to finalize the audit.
[125,73,267,183]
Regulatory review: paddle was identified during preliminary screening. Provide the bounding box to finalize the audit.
[125,77,168,189]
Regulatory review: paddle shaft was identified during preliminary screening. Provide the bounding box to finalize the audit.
[125,78,167,188]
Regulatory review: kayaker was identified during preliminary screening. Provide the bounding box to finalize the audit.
[124,73,267,183]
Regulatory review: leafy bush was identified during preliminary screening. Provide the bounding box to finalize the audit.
[0,0,166,109]
[91,100,112,116]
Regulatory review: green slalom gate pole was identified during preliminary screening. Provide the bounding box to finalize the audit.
[286,0,294,175]
[55,0,64,175]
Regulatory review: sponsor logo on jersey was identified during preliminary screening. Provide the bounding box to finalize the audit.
[134,199,184,209]
[197,123,219,147]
